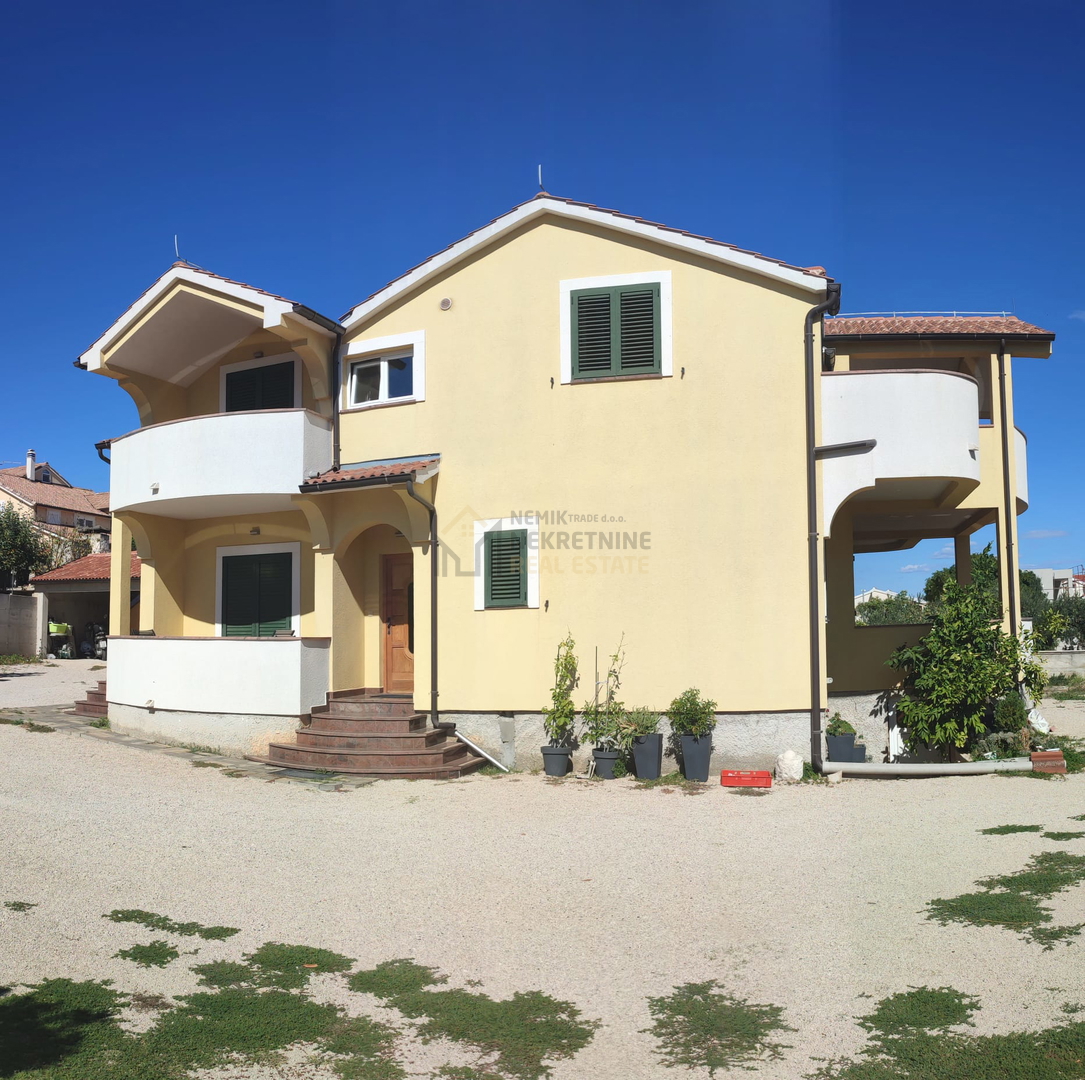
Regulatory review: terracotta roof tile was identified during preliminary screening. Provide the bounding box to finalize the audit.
[342,193,829,320]
[301,455,440,490]
[0,468,112,517]
[825,315,1054,339]
[32,553,140,583]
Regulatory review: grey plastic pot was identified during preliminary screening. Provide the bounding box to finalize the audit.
[540,746,572,777]
[632,734,663,779]
[592,749,621,779]
[679,734,712,782]
[826,734,855,762]
[850,743,867,763]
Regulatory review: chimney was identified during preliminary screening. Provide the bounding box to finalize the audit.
[25,449,35,481]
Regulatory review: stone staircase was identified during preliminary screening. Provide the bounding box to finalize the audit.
[73,680,107,719]
[247,691,486,780]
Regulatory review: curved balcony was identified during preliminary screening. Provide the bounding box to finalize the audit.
[821,370,981,533]
[110,409,332,518]
[1015,427,1028,510]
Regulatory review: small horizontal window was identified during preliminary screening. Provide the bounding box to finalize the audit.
[348,351,414,407]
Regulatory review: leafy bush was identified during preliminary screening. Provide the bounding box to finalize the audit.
[666,689,717,739]
[1036,597,1085,649]
[855,591,927,626]
[888,581,1047,752]
[826,713,856,737]
[621,707,661,738]
[542,634,579,748]
[993,694,1028,733]
[581,637,625,750]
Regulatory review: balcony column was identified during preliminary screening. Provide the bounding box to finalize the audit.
[109,517,133,636]
[954,535,972,586]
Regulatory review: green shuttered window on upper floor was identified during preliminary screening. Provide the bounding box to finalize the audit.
[221,551,293,636]
[484,529,528,608]
[571,283,661,379]
[224,360,296,412]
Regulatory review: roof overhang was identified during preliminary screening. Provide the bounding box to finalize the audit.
[341,195,830,329]
[78,265,342,385]
[299,455,440,494]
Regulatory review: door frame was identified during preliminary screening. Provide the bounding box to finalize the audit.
[380,552,414,692]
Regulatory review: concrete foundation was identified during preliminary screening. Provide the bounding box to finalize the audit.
[107,702,300,757]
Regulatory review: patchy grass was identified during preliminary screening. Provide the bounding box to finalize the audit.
[114,940,180,968]
[4,900,37,913]
[89,664,106,671]
[643,981,793,1075]
[812,988,1085,1080]
[634,770,708,795]
[478,764,508,776]
[23,721,55,733]
[350,958,597,1080]
[1051,674,1085,701]
[194,942,355,991]
[181,743,218,754]
[927,850,1085,949]
[221,770,249,778]
[0,653,41,665]
[103,909,240,940]
[801,762,829,784]
[0,715,26,726]
[190,760,224,769]
[87,717,109,729]
[1045,831,1085,842]
[979,824,1044,835]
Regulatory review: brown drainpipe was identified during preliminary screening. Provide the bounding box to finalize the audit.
[996,337,1018,635]
[404,477,442,729]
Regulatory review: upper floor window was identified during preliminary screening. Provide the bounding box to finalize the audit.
[74,515,95,529]
[45,509,62,525]
[342,330,427,410]
[560,272,672,384]
[349,351,414,407]
[222,357,297,412]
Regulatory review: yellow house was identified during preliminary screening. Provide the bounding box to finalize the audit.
[78,194,1053,775]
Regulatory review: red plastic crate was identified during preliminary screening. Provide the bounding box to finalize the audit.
[720,770,772,788]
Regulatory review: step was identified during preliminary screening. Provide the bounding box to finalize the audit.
[307,711,428,734]
[312,698,418,719]
[74,701,108,718]
[295,727,446,751]
[86,690,106,705]
[97,681,107,693]
[245,752,488,780]
[261,739,473,772]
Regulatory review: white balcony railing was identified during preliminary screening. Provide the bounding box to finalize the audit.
[107,635,330,716]
[821,370,982,533]
[110,409,332,517]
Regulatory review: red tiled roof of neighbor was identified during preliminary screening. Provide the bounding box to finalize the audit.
[302,456,440,490]
[0,467,111,517]
[824,315,1054,338]
[32,553,140,583]
[342,193,830,319]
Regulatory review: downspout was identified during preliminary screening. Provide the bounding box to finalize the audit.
[805,281,842,772]
[404,477,440,729]
[331,331,343,471]
[996,337,1018,635]
[94,440,111,465]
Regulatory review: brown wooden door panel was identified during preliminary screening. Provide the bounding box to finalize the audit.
[382,553,414,693]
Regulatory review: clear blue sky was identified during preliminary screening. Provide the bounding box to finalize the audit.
[2,1,1080,592]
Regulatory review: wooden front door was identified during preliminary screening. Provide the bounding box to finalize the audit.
[381,553,414,693]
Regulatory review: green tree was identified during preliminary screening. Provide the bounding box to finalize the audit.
[887,581,1046,753]
[856,591,927,626]
[1019,571,1050,620]
[0,503,49,586]
[921,544,1050,620]
[1036,596,1085,650]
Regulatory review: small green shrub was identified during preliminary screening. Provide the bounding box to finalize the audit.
[666,688,717,738]
[541,634,578,748]
[993,694,1028,732]
[115,941,180,968]
[826,713,856,737]
[581,637,625,750]
[88,717,110,729]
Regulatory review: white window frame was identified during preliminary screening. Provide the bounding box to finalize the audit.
[342,330,426,411]
[214,541,301,637]
[218,353,302,413]
[45,509,62,525]
[559,270,672,385]
[473,516,540,611]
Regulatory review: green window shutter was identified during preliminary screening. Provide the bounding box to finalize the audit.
[571,285,660,378]
[224,360,296,412]
[221,552,293,636]
[484,529,527,608]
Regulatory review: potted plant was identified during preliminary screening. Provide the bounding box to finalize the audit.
[825,713,856,762]
[667,688,717,782]
[621,707,663,779]
[541,634,579,777]
[582,638,626,779]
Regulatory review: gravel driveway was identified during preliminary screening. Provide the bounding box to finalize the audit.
[0,657,104,707]
[3,700,1085,1078]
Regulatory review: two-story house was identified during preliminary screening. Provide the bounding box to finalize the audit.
[78,194,1053,776]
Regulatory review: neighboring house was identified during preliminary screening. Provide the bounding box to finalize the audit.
[1033,567,1085,602]
[854,588,904,605]
[30,552,141,657]
[76,193,1053,769]
[0,451,112,571]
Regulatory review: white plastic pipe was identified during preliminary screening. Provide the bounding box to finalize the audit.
[820,758,1033,778]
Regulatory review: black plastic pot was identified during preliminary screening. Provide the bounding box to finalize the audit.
[632,733,663,779]
[592,749,621,779]
[826,734,855,762]
[679,734,712,782]
[541,746,572,777]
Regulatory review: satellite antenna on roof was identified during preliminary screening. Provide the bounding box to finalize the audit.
[538,164,544,192]
[174,234,180,260]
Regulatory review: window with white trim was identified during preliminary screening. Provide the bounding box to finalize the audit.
[348,350,414,407]
[46,509,61,525]
[74,515,95,529]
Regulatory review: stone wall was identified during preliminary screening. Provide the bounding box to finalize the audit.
[0,592,45,658]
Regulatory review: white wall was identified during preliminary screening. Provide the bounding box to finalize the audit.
[0,593,46,657]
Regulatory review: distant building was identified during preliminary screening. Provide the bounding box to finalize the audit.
[1033,567,1085,602]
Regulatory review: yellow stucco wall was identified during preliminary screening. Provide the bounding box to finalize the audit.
[331,216,821,712]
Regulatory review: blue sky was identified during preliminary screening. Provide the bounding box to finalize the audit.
[1,1,1080,593]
